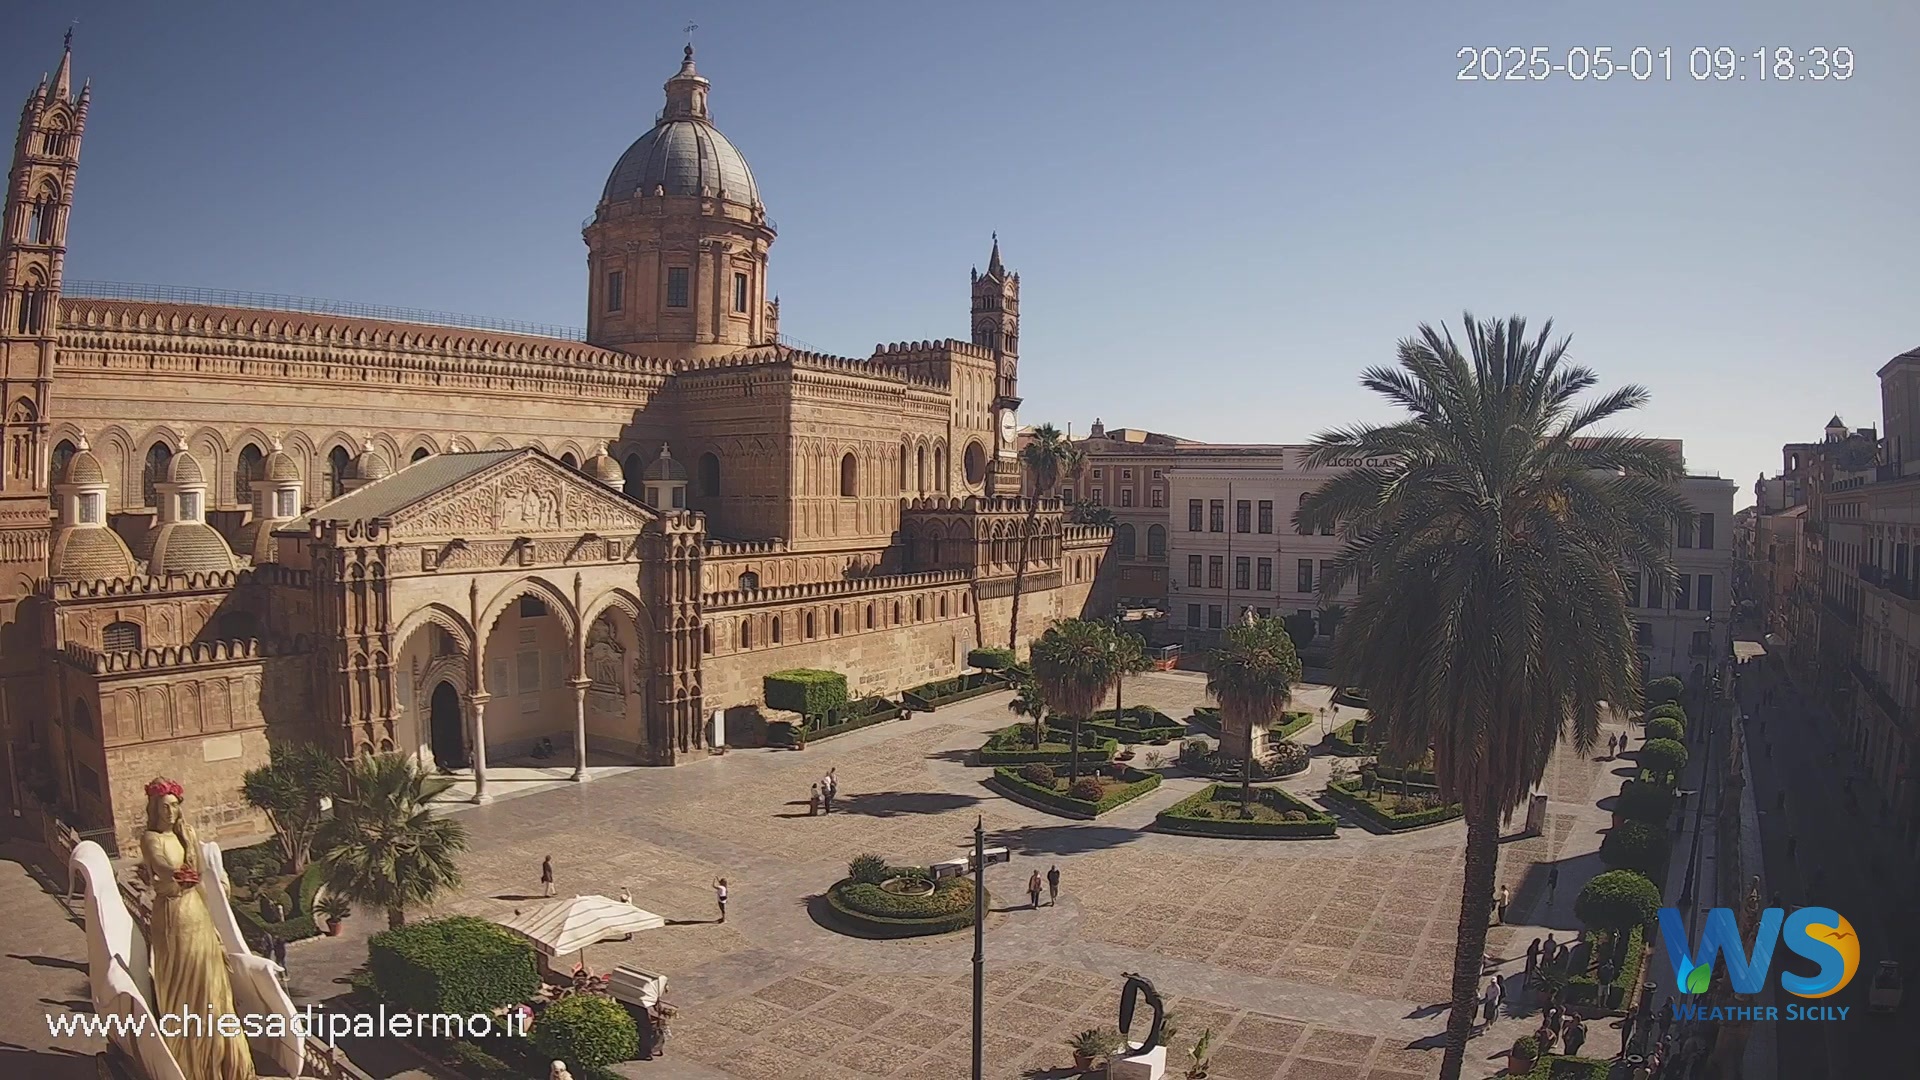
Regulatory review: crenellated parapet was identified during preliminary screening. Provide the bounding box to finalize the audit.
[704,567,970,610]
[704,537,786,559]
[56,634,288,675]
[41,565,301,600]
[1063,523,1116,547]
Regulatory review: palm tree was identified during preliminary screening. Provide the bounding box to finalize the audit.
[1294,313,1684,1080]
[1008,424,1081,651]
[1007,668,1050,749]
[1110,629,1150,717]
[1207,617,1302,813]
[1029,619,1124,785]
[241,741,343,873]
[313,752,469,929]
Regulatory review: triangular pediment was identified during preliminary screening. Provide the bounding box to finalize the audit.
[313,449,658,539]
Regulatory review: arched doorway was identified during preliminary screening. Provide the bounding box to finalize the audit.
[429,681,466,769]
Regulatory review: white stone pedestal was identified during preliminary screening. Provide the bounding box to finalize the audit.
[1109,1044,1166,1080]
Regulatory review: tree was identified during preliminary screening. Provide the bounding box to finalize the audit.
[1111,629,1150,715]
[1293,313,1686,1080]
[1008,424,1082,651]
[1574,869,1662,934]
[1281,611,1317,652]
[1029,619,1124,785]
[1207,617,1302,813]
[1006,668,1049,749]
[1318,605,1347,640]
[242,741,343,873]
[314,752,469,929]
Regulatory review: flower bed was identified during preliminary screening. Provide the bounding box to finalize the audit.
[230,854,326,949]
[1327,717,1374,757]
[825,868,983,937]
[1186,707,1314,742]
[1323,777,1462,831]
[1176,738,1309,781]
[988,765,1161,819]
[1085,705,1185,744]
[1154,783,1337,839]
[976,723,1119,766]
[903,671,1008,711]
[767,697,904,746]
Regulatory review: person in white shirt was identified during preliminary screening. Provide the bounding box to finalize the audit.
[713,877,728,923]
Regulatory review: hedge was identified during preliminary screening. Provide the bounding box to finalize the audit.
[826,871,982,937]
[976,723,1119,766]
[968,647,1017,671]
[1613,780,1675,825]
[1503,1052,1615,1080]
[1177,739,1309,781]
[767,696,904,746]
[531,992,638,1070]
[1562,925,1646,1015]
[231,859,327,950]
[1599,819,1671,880]
[1574,869,1662,932]
[1188,707,1313,741]
[904,671,1007,711]
[368,916,540,1018]
[1648,702,1687,724]
[764,669,849,717]
[1154,784,1338,839]
[1085,706,1184,744]
[1640,737,1689,780]
[989,766,1162,818]
[1646,676,1684,705]
[1644,716,1685,743]
[1324,778,1463,831]
[1327,718,1375,757]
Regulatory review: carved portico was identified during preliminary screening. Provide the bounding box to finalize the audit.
[286,448,705,800]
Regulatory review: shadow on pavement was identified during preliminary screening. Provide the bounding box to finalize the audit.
[835,790,983,817]
[984,822,1146,857]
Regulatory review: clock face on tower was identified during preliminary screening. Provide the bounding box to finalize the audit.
[999,408,1019,454]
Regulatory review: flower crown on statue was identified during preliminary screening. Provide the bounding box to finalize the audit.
[144,778,184,799]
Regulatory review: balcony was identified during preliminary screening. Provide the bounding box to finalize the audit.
[1859,562,1884,586]
[1823,594,1860,627]
[1852,661,1902,721]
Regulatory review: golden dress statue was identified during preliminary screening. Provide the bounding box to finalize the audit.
[141,777,258,1080]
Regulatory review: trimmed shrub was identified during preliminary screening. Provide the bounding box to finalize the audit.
[828,870,982,936]
[1614,780,1675,825]
[904,671,1007,710]
[766,696,903,746]
[1646,676,1685,705]
[1640,737,1689,780]
[1068,777,1104,801]
[763,669,849,717]
[1648,701,1687,724]
[968,647,1017,671]
[1645,716,1685,743]
[1268,741,1310,776]
[976,723,1119,766]
[848,854,889,885]
[1324,778,1462,830]
[990,766,1161,817]
[1575,869,1662,932]
[1155,784,1337,838]
[531,992,638,1070]
[1020,762,1056,786]
[1600,819,1671,879]
[368,916,538,1018]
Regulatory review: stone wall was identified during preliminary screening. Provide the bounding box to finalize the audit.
[701,604,979,708]
[104,722,275,855]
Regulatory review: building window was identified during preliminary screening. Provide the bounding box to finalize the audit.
[698,453,721,497]
[1697,573,1714,611]
[832,609,843,634]
[1091,487,1103,505]
[865,604,875,629]
[1147,524,1166,558]
[1643,571,1661,609]
[1207,605,1223,629]
[1116,524,1137,558]
[1235,556,1250,591]
[1297,559,1314,594]
[606,270,624,313]
[1188,555,1203,588]
[1235,500,1251,533]
[1296,493,1312,535]
[1677,515,1695,549]
[1208,556,1224,589]
[1320,518,1334,536]
[1319,560,1334,589]
[1121,469,1133,480]
[1208,500,1224,532]
[103,621,141,652]
[1152,469,1164,480]
[1093,468,1104,480]
[733,272,749,313]
[326,445,351,499]
[1257,607,1271,618]
[1697,513,1716,549]
[805,611,817,638]
[178,491,200,520]
[1256,557,1272,592]
[78,491,102,524]
[1635,622,1653,647]
[840,453,858,497]
[1119,488,1133,507]
[738,571,760,591]
[1187,500,1203,532]
[1150,487,1164,507]
[75,763,100,798]
[1062,487,1075,503]
[71,699,94,736]
[520,596,549,618]
[1257,500,1273,534]
[1691,630,1711,656]
[666,267,690,308]
[1187,603,1201,627]
[275,490,298,517]
[1674,573,1692,610]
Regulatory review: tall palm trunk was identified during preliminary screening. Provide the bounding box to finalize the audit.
[1007,503,1038,651]
[1067,715,1083,785]
[1240,725,1254,815]
[1440,807,1500,1080]
[388,906,406,929]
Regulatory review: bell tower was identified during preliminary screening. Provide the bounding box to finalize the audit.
[972,235,1023,493]
[0,33,86,603]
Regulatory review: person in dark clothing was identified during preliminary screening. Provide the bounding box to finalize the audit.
[540,855,555,897]
[1046,864,1061,906]
[1563,1016,1587,1057]
[1617,1014,1635,1057]
[1524,938,1541,987]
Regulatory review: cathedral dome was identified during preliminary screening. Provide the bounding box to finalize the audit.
[50,526,135,581]
[353,441,392,482]
[61,442,106,486]
[601,47,760,207]
[263,444,300,482]
[166,446,206,487]
[643,444,688,481]
[146,521,238,576]
[584,444,625,486]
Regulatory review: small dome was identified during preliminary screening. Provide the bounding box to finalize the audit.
[585,445,624,485]
[61,443,107,487]
[232,519,281,564]
[353,442,392,481]
[49,526,136,581]
[603,121,759,205]
[146,521,238,576]
[264,444,300,482]
[166,446,206,487]
[643,444,688,481]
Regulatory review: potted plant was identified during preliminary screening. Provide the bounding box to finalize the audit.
[317,895,351,936]
[1068,1028,1118,1071]
[1185,1028,1213,1079]
[793,721,808,750]
[1508,1034,1540,1074]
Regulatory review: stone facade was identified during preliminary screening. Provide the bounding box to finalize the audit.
[0,43,1111,853]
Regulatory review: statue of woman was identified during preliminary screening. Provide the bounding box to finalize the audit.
[140,777,257,1080]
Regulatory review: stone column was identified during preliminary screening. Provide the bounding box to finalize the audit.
[571,678,592,782]
[467,692,491,803]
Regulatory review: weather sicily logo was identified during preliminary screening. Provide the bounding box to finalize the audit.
[1658,906,1860,1022]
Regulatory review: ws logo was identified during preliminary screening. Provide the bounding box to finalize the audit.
[1657,906,1859,999]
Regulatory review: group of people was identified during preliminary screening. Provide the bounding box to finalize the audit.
[534,857,729,924]
[809,768,840,815]
[1025,865,1062,908]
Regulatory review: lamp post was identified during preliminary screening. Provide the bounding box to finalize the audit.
[952,817,1008,1080]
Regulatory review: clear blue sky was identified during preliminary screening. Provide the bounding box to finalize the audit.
[7,1,1916,503]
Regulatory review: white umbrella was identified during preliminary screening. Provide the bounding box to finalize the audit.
[496,895,666,960]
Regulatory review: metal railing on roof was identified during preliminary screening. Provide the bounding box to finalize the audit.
[61,280,587,341]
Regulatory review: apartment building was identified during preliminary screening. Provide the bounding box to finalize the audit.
[1625,475,1739,683]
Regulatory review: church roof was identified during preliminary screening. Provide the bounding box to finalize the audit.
[49,526,136,581]
[603,119,759,205]
[61,445,107,486]
[295,449,521,528]
[167,447,207,486]
[147,520,238,575]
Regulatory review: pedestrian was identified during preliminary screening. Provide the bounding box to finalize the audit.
[1657,995,1675,1037]
[713,877,728,923]
[1027,870,1043,909]
[1546,863,1560,901]
[1046,863,1061,906]
[824,767,839,811]
[541,855,555,897]
[1524,938,1541,987]
[1480,977,1501,1028]
[1564,1016,1587,1057]
[1543,933,1558,968]
[819,774,834,814]
[809,782,821,816]
[1617,1013,1635,1057]
[1497,884,1510,924]
[1599,960,1618,988]
[618,887,631,903]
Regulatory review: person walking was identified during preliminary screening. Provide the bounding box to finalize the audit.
[713,877,728,923]
[1480,977,1502,1030]
[1546,863,1560,902]
[1563,1016,1587,1057]
[541,855,555,897]
[1524,937,1541,988]
[809,782,821,816]
[1497,884,1510,924]
[1616,1013,1635,1057]
[1027,870,1043,910]
[1046,864,1061,907]
[824,767,839,812]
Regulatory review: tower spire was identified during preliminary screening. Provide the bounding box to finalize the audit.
[986,232,1003,277]
[48,29,73,103]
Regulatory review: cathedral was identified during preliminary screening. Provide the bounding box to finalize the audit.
[0,41,1112,853]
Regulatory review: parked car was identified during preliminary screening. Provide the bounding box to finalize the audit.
[1869,960,1903,1013]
